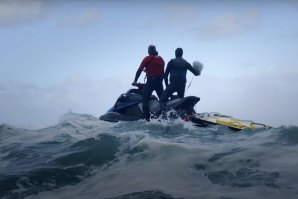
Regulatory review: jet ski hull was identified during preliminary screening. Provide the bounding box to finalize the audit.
[99,85,200,122]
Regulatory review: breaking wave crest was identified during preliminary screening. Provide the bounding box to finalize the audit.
[1,113,298,199]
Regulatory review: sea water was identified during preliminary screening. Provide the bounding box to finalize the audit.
[1,113,298,199]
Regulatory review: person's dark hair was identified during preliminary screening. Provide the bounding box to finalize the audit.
[175,48,183,58]
[148,45,158,56]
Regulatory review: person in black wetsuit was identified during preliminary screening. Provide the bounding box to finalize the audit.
[160,48,199,109]
[132,45,165,121]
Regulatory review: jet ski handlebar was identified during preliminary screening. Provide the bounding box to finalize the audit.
[132,82,145,91]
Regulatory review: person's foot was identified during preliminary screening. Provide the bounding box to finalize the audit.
[142,112,150,122]
[150,113,159,120]
[161,111,168,120]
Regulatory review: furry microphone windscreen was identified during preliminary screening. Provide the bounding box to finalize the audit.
[192,61,203,75]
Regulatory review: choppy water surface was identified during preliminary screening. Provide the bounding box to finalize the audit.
[1,113,298,199]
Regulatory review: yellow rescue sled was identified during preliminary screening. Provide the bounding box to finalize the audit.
[190,112,272,131]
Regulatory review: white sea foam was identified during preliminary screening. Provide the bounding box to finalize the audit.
[1,113,298,199]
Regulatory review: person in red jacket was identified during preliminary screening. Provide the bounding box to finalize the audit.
[132,45,165,121]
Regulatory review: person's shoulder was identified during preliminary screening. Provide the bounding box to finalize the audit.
[167,58,174,63]
[143,55,153,61]
[156,55,164,59]
[181,57,188,62]
[182,58,191,65]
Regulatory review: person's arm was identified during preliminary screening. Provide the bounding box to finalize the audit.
[186,62,199,76]
[132,57,148,85]
[164,60,172,87]
[133,68,142,84]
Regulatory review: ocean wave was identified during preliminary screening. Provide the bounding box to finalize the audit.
[1,113,298,199]
[277,126,298,145]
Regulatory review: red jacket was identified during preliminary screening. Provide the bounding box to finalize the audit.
[139,55,165,77]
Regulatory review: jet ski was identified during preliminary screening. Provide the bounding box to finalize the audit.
[99,84,271,131]
[99,83,200,122]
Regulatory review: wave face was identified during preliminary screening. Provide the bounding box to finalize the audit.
[1,113,298,199]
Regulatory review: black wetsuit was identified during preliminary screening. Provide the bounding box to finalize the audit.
[160,57,198,105]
